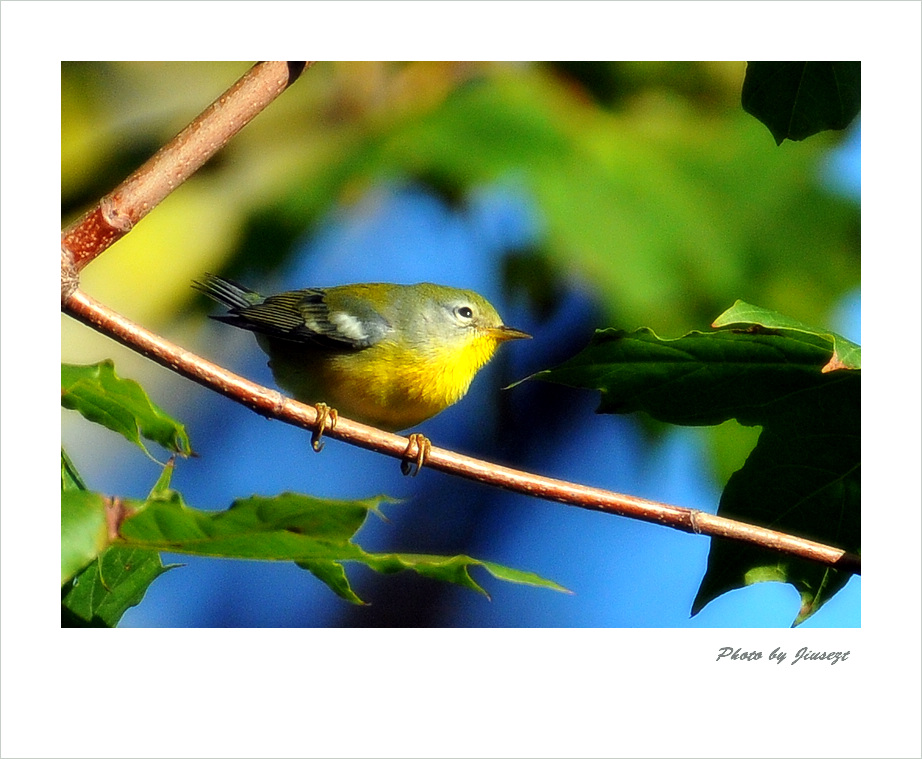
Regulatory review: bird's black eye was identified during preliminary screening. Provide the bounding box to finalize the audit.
[456,305,474,320]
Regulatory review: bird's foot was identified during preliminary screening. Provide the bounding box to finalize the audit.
[400,433,432,476]
[311,403,338,452]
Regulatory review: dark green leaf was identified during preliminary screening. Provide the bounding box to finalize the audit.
[531,311,859,624]
[692,373,859,625]
[61,361,192,457]
[528,326,844,426]
[742,62,860,144]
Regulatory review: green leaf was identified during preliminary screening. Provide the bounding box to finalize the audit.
[528,326,846,425]
[357,553,571,599]
[60,445,174,624]
[61,490,109,584]
[119,491,384,551]
[62,547,176,627]
[297,560,366,605]
[531,311,859,624]
[61,361,192,458]
[117,491,567,602]
[691,366,859,625]
[61,447,87,491]
[713,299,860,372]
[148,457,176,497]
[742,62,860,144]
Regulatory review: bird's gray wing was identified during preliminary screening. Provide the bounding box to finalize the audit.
[216,289,391,350]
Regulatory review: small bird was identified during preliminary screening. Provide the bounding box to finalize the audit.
[193,274,531,468]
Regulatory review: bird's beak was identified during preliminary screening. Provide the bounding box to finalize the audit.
[491,325,532,342]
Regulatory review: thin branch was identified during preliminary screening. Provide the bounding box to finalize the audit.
[61,62,310,275]
[62,288,861,575]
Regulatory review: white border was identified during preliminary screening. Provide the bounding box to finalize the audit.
[4,1,920,757]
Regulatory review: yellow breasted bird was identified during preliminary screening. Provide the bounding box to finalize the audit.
[193,274,531,469]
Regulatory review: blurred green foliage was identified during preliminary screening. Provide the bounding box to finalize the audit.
[62,61,859,339]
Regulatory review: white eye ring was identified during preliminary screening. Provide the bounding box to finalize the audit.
[455,305,474,321]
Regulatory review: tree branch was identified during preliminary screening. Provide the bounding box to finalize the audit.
[61,61,310,272]
[62,287,861,575]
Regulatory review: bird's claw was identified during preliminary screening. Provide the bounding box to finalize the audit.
[400,433,432,476]
[311,403,338,452]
